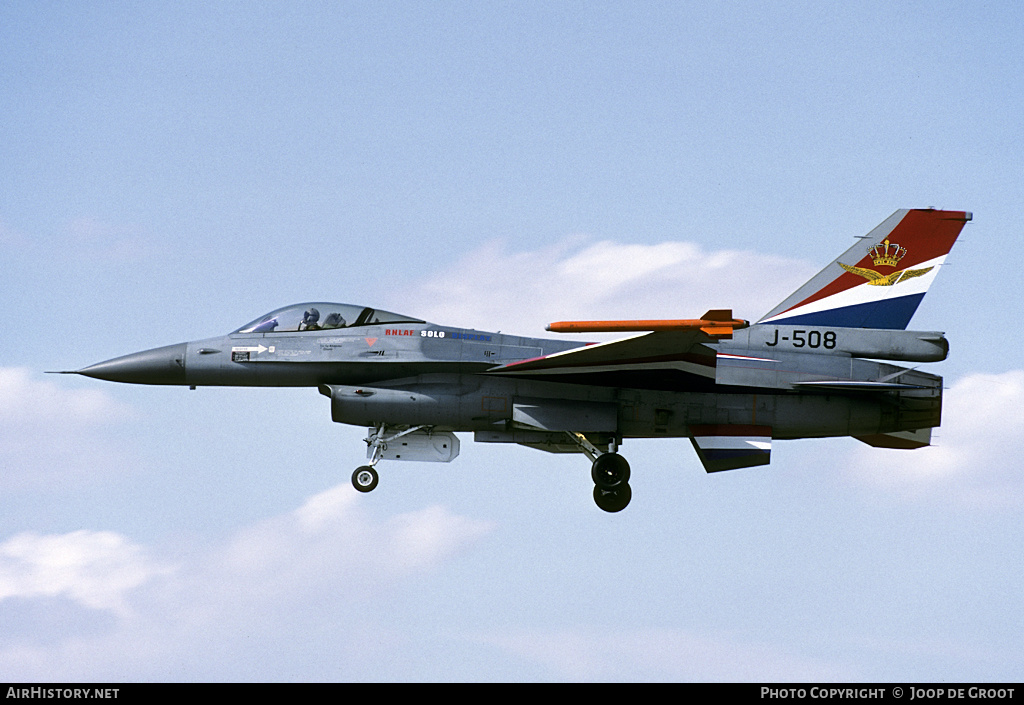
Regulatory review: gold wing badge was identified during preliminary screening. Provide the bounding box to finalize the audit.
[838,262,934,286]
[838,238,933,286]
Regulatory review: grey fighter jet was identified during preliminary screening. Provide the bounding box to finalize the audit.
[64,208,971,512]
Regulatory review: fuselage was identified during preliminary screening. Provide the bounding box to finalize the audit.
[75,303,943,445]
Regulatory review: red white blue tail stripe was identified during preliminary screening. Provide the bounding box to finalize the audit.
[758,209,971,330]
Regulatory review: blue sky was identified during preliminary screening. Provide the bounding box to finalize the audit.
[1,1,1022,681]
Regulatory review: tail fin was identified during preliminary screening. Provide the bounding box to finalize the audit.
[758,209,971,329]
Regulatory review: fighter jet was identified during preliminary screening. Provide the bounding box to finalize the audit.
[62,208,971,512]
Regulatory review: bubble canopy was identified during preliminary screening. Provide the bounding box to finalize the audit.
[234,303,425,334]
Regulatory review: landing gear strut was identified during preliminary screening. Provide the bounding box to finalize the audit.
[350,424,429,493]
[566,432,633,513]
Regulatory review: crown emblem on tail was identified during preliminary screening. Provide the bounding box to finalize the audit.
[869,239,907,268]
[837,237,932,286]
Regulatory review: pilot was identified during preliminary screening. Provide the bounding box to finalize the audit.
[322,312,346,329]
[299,307,321,331]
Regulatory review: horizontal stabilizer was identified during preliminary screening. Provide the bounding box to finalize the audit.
[689,424,772,473]
[854,428,932,449]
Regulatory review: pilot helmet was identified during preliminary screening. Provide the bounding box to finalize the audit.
[303,308,321,325]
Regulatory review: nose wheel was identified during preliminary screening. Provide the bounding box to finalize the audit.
[352,466,379,493]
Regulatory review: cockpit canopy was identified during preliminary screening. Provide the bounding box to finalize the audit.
[234,303,425,334]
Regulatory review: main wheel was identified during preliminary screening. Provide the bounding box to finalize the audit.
[352,466,379,493]
[591,452,631,488]
[593,483,632,513]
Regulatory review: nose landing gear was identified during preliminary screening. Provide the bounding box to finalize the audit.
[351,424,458,493]
[350,424,428,493]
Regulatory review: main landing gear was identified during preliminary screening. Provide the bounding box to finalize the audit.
[567,432,633,513]
[591,451,632,513]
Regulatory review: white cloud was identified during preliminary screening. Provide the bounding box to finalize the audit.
[393,236,816,336]
[0,483,494,680]
[0,368,130,427]
[0,368,134,487]
[0,530,173,617]
[211,483,494,601]
[847,370,1024,507]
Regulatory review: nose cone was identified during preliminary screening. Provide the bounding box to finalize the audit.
[77,342,188,385]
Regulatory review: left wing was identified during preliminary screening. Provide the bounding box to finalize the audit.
[486,330,718,390]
